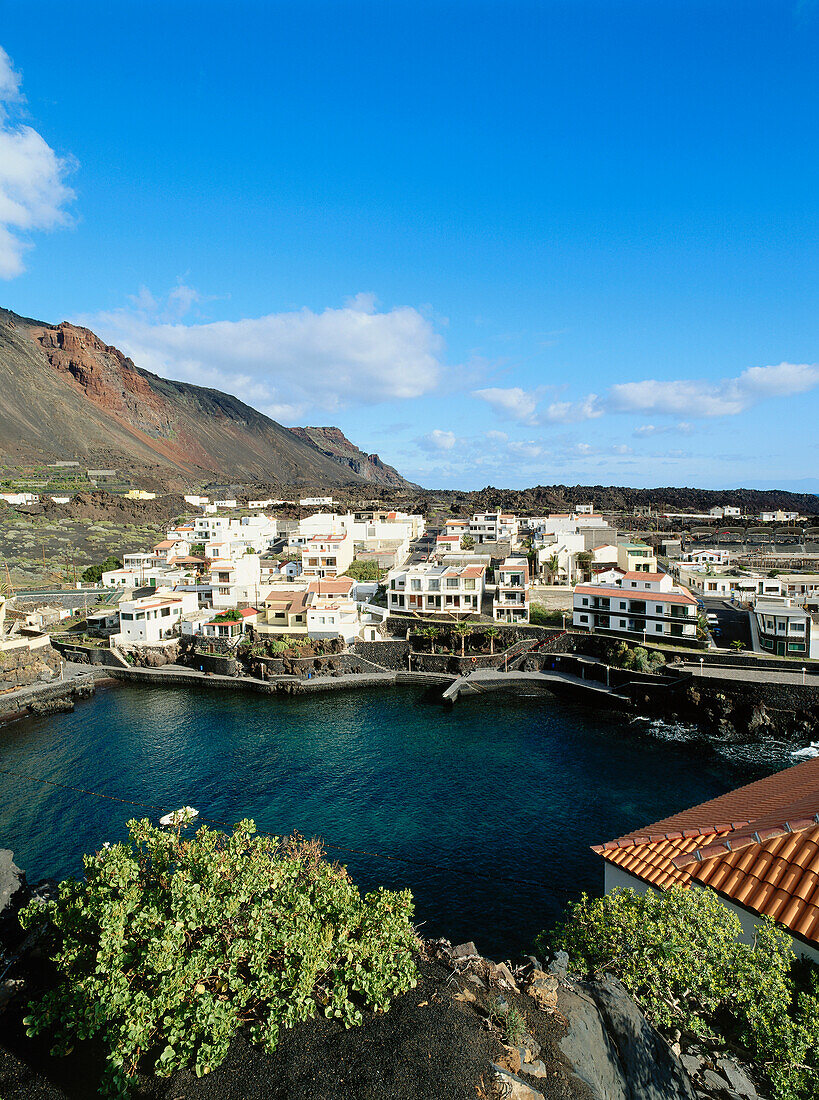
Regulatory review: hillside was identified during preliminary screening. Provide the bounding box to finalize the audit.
[288,425,418,488]
[0,307,414,491]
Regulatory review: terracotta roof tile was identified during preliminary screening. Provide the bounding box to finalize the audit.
[596,758,819,950]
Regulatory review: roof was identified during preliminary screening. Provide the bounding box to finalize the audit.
[307,532,348,542]
[594,756,819,947]
[574,584,697,606]
[307,578,354,596]
[620,571,668,582]
[154,540,178,549]
[208,607,258,623]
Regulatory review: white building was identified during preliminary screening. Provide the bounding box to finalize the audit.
[0,492,39,505]
[759,510,800,523]
[387,563,485,616]
[709,505,742,519]
[207,553,262,609]
[300,496,334,507]
[616,542,658,573]
[115,590,199,645]
[493,556,530,623]
[679,548,731,566]
[573,572,698,641]
[469,512,519,544]
[536,534,584,584]
[301,532,354,579]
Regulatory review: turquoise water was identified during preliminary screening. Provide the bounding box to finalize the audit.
[0,682,767,956]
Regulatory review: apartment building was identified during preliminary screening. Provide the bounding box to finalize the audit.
[679,548,731,566]
[387,563,485,616]
[573,572,698,640]
[493,556,530,623]
[301,532,354,579]
[469,511,519,544]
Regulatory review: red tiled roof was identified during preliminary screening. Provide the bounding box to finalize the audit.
[574,584,697,606]
[621,571,666,581]
[594,756,819,947]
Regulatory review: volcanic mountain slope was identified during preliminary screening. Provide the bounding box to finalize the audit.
[287,425,418,488]
[0,307,414,490]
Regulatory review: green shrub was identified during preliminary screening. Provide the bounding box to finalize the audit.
[343,559,385,581]
[20,819,418,1097]
[541,887,819,1100]
[82,555,122,584]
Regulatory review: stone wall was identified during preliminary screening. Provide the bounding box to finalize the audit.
[51,641,124,668]
[0,637,61,690]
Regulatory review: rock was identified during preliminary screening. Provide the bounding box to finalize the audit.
[681,1054,705,1077]
[702,1070,732,1093]
[453,989,476,1004]
[525,954,543,971]
[494,961,520,990]
[0,851,26,920]
[586,975,697,1100]
[558,985,630,1100]
[451,941,478,960]
[467,973,487,988]
[492,1064,545,1099]
[716,1060,757,1099]
[523,1060,548,1079]
[549,949,569,979]
[514,1033,541,1064]
[499,1045,523,1074]
[527,972,559,1010]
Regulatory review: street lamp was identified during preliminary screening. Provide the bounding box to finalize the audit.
[699,657,704,675]
[802,666,806,686]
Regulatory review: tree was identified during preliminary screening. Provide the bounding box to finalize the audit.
[731,639,747,651]
[545,553,560,583]
[484,626,500,655]
[82,556,122,584]
[451,620,471,657]
[344,559,384,582]
[21,819,418,1097]
[541,886,819,1100]
[460,534,475,550]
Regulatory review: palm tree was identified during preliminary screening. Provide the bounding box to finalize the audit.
[452,620,471,658]
[422,625,440,653]
[484,626,499,655]
[543,553,559,583]
[730,639,746,651]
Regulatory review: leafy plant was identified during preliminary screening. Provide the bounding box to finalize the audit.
[343,559,385,581]
[20,819,419,1097]
[459,534,475,550]
[82,555,123,584]
[541,886,819,1100]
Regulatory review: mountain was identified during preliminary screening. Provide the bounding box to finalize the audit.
[0,307,415,490]
[287,426,418,488]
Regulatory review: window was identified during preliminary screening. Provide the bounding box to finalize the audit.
[161,607,171,617]
[411,579,421,591]
[619,601,626,609]
[579,614,588,622]
[120,612,133,621]
[655,605,663,614]
[788,643,805,652]
[464,579,476,590]
[582,597,589,606]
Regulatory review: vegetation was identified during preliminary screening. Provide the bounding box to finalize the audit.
[20,819,418,1097]
[82,555,123,583]
[529,604,565,626]
[608,642,666,673]
[459,533,475,550]
[542,887,819,1100]
[344,559,385,581]
[488,997,526,1045]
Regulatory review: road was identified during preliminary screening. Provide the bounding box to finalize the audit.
[698,596,752,650]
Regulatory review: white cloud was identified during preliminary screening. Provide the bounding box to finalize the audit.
[420,429,457,451]
[543,394,604,423]
[476,362,819,430]
[484,429,508,442]
[82,291,444,422]
[608,363,819,417]
[472,386,539,424]
[0,45,75,278]
[633,421,694,437]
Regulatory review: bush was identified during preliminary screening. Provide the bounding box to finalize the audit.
[82,555,122,584]
[343,559,385,581]
[540,887,819,1100]
[20,819,419,1097]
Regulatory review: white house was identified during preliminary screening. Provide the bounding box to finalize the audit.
[616,542,658,573]
[0,492,39,505]
[573,572,698,641]
[207,553,262,609]
[202,607,259,640]
[300,496,334,507]
[469,512,519,544]
[114,590,199,645]
[387,563,485,616]
[300,532,354,579]
[493,556,530,623]
[679,548,731,566]
[536,534,584,583]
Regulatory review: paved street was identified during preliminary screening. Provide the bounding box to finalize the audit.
[678,663,818,686]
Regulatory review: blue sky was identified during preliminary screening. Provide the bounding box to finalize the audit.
[1,1,818,491]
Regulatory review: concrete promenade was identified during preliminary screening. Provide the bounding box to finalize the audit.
[442,666,626,703]
[677,663,819,686]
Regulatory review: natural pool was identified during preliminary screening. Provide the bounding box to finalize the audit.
[0,682,773,956]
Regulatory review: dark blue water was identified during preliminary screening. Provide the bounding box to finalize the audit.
[0,682,770,957]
